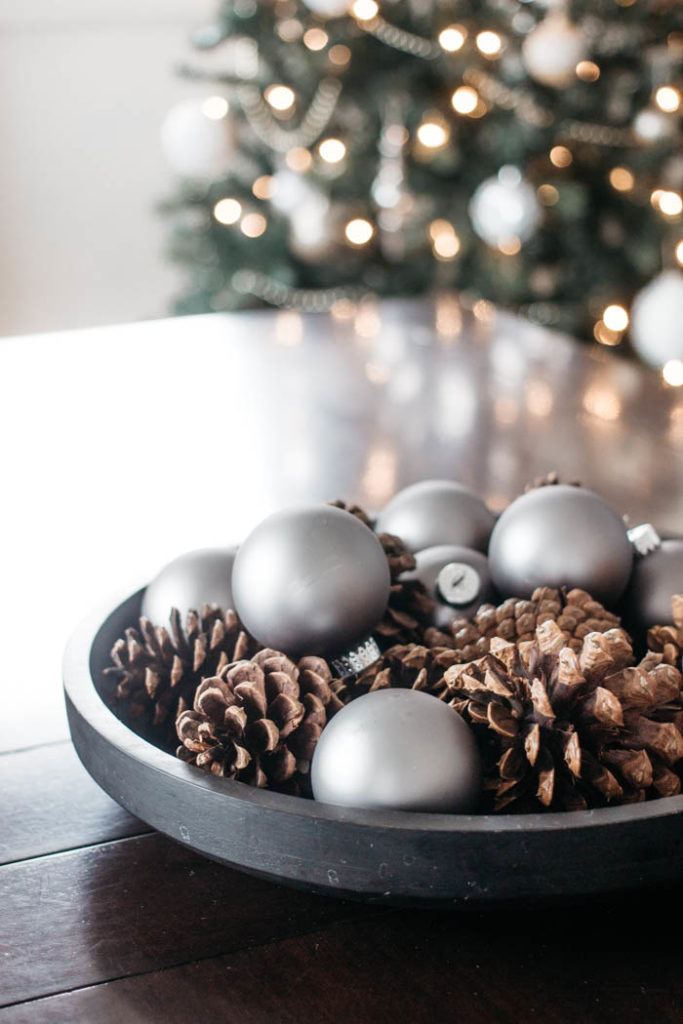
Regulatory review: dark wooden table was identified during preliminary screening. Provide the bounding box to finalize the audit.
[1,297,682,1023]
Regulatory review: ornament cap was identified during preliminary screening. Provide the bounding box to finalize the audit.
[330,636,381,679]
[437,562,482,607]
[627,523,662,558]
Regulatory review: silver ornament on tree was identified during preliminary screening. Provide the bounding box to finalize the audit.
[488,485,633,605]
[622,528,683,636]
[300,0,349,15]
[310,689,481,813]
[400,545,496,629]
[160,98,235,178]
[521,11,587,88]
[630,271,683,369]
[375,480,496,554]
[232,504,390,673]
[469,167,541,250]
[141,547,239,625]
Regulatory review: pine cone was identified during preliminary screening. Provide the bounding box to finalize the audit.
[105,606,259,751]
[333,643,461,704]
[427,587,621,663]
[442,621,683,813]
[647,595,683,666]
[176,649,343,795]
[327,499,436,646]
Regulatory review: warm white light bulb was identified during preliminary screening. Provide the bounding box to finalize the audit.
[657,191,683,217]
[352,0,379,21]
[240,212,267,238]
[202,96,229,120]
[451,86,479,115]
[438,25,466,52]
[676,240,683,266]
[265,85,295,112]
[213,198,242,225]
[476,31,502,56]
[603,304,629,332]
[345,218,374,245]
[319,138,346,163]
[655,86,680,113]
[663,360,683,387]
[417,122,448,148]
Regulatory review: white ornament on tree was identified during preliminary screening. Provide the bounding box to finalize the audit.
[160,99,235,178]
[300,0,349,16]
[630,271,683,368]
[469,166,541,249]
[633,109,677,145]
[270,169,332,257]
[522,12,587,88]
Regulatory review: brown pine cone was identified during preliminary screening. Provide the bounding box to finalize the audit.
[428,587,621,663]
[104,606,259,751]
[442,621,683,813]
[176,650,343,795]
[333,643,461,704]
[647,595,683,666]
[327,499,436,646]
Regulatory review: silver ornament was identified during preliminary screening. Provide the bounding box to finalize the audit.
[630,271,683,369]
[622,538,683,636]
[521,12,587,88]
[488,485,633,605]
[400,544,496,628]
[469,166,541,249]
[141,547,238,625]
[232,504,390,659]
[375,480,496,554]
[310,689,481,813]
[300,0,348,15]
[160,99,234,179]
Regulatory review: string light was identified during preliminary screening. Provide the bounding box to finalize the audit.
[476,31,502,57]
[329,44,351,66]
[676,240,683,266]
[265,85,295,112]
[593,320,621,346]
[417,118,449,149]
[602,304,629,332]
[240,212,267,238]
[655,86,680,113]
[201,96,229,120]
[345,218,374,245]
[277,19,303,42]
[583,386,621,421]
[319,138,346,163]
[429,220,460,260]
[304,28,328,51]
[285,147,313,172]
[213,198,242,225]
[652,190,683,217]
[252,175,274,200]
[352,0,379,21]
[549,145,572,168]
[576,61,600,82]
[438,25,466,52]
[537,184,559,206]
[498,237,521,255]
[609,167,635,192]
[451,86,479,115]
[663,360,683,387]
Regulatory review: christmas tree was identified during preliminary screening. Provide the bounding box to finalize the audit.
[161,0,682,360]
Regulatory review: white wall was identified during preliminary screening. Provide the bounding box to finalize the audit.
[0,0,216,336]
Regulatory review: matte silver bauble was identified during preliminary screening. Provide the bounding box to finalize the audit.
[488,485,632,605]
[375,480,495,554]
[310,689,481,813]
[141,547,238,625]
[400,544,496,628]
[232,504,390,658]
[622,538,683,636]
[469,166,541,248]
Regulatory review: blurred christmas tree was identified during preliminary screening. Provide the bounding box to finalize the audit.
[161,0,683,357]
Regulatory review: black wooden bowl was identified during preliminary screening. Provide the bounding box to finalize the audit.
[63,589,683,906]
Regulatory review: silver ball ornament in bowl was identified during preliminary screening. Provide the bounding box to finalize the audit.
[141,547,238,625]
[488,485,633,605]
[232,504,390,660]
[622,538,683,637]
[375,480,496,554]
[400,545,496,629]
[311,689,481,814]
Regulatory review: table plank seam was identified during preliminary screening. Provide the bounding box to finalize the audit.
[0,910,395,1012]
[0,738,73,759]
[0,828,156,870]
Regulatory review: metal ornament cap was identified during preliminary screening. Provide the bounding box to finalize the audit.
[141,547,238,625]
[488,485,633,606]
[400,544,496,627]
[627,523,662,558]
[375,479,496,554]
[232,504,391,659]
[311,688,482,814]
[330,637,381,679]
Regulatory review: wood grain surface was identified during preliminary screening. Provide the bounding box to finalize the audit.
[2,301,683,1022]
